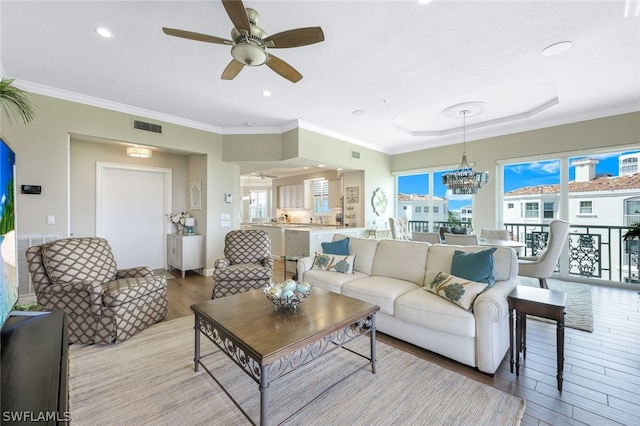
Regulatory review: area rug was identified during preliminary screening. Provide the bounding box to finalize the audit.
[69,316,525,426]
[519,276,593,332]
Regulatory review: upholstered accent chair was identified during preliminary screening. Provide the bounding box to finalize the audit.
[389,217,411,240]
[480,228,510,240]
[443,233,479,245]
[518,219,571,289]
[212,230,274,298]
[26,237,168,344]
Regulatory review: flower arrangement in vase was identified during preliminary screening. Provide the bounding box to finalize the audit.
[167,212,192,234]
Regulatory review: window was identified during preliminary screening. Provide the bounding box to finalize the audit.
[414,206,422,213]
[525,202,539,218]
[543,202,555,219]
[507,203,514,209]
[579,200,593,214]
[433,206,439,213]
[313,180,329,213]
[620,157,638,174]
[424,206,429,213]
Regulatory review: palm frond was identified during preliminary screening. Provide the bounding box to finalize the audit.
[0,77,35,124]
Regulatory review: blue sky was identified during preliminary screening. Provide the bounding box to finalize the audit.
[399,151,635,211]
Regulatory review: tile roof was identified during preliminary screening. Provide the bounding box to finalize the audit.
[505,173,640,196]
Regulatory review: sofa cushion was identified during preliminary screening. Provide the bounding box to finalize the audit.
[341,276,419,315]
[424,272,488,310]
[333,235,379,275]
[370,240,429,285]
[450,248,496,286]
[312,253,355,274]
[394,288,476,337]
[41,237,117,285]
[321,238,349,255]
[302,269,369,294]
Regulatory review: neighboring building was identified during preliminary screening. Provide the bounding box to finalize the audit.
[397,193,448,226]
[459,205,473,223]
[504,158,640,281]
[504,158,640,227]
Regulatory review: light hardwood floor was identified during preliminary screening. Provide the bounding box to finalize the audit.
[164,261,640,425]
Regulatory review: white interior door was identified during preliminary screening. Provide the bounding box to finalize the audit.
[96,163,171,269]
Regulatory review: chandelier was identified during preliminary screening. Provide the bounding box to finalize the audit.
[441,103,489,195]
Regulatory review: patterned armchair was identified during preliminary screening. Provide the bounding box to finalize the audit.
[26,237,168,344]
[212,230,274,298]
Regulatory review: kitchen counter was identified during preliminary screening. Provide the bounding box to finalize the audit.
[284,227,367,257]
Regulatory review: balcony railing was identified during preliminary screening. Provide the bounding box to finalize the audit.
[408,220,640,286]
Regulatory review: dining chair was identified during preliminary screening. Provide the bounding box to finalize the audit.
[443,233,479,245]
[389,217,411,240]
[518,219,570,289]
[411,232,442,244]
[480,228,509,240]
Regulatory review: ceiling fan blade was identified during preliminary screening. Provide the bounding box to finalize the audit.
[264,27,325,48]
[222,0,251,35]
[221,60,245,80]
[162,27,232,45]
[266,54,303,83]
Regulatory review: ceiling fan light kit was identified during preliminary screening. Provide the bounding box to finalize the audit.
[162,0,324,82]
[441,102,489,195]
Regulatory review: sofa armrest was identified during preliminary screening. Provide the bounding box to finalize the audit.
[474,279,519,373]
[39,280,104,316]
[262,256,275,269]
[296,256,315,281]
[116,266,153,278]
[214,258,230,269]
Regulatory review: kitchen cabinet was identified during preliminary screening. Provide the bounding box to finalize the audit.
[328,179,342,208]
[278,184,306,209]
[167,234,205,278]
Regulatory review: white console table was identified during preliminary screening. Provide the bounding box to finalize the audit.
[167,234,205,278]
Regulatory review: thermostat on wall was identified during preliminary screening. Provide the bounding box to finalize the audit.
[21,185,41,194]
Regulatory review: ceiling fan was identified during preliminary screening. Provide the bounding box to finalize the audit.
[162,0,324,83]
[256,171,278,179]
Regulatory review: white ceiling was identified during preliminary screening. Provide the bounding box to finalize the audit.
[2,0,639,176]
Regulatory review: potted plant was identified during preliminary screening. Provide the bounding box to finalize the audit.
[0,77,35,124]
[622,222,640,241]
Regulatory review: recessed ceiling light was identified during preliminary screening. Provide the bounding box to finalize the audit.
[262,90,271,97]
[318,164,325,168]
[541,41,573,57]
[352,110,366,116]
[245,122,254,127]
[96,27,113,38]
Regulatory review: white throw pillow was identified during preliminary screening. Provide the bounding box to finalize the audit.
[424,272,488,310]
[311,253,355,274]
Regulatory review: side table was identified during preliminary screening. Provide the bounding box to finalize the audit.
[508,285,567,391]
[283,255,302,281]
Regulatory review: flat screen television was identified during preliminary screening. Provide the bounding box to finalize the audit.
[0,135,17,328]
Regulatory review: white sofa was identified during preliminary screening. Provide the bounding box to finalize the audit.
[296,235,520,374]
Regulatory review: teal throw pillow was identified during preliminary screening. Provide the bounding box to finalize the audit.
[321,238,349,255]
[450,248,497,286]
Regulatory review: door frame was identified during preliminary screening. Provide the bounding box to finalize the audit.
[96,161,172,267]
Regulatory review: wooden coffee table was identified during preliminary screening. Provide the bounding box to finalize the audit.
[191,288,380,426]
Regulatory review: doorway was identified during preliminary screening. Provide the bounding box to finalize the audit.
[96,162,172,269]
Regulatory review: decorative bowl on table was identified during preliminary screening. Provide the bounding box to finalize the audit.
[263,280,312,311]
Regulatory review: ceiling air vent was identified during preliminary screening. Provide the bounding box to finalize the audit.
[352,151,360,159]
[133,119,162,134]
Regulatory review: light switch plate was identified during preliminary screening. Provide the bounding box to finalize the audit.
[220,213,231,221]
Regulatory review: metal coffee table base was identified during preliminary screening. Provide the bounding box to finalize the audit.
[193,312,377,426]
